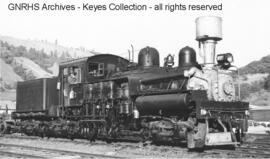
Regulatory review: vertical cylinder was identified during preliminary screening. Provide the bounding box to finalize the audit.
[116,87,123,98]
[124,101,130,114]
[202,40,217,66]
[133,109,139,119]
[109,81,114,99]
[122,83,129,99]
[119,102,123,114]
[89,84,93,99]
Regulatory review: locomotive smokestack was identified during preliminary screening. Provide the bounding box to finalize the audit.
[195,16,222,68]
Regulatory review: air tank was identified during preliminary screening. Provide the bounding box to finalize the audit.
[138,46,160,68]
[178,46,198,68]
[195,16,222,41]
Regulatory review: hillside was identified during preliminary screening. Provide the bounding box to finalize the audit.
[0,41,62,101]
[0,58,23,91]
[0,35,95,58]
[239,54,270,106]
[239,54,270,74]
[13,57,52,78]
[0,40,59,80]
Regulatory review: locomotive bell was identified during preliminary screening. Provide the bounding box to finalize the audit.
[138,46,160,68]
[178,46,198,68]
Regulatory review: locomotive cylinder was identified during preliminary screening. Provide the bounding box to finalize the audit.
[119,101,130,114]
[135,93,191,115]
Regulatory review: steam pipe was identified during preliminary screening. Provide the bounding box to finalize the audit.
[141,73,185,84]
[131,44,134,62]
[128,49,131,62]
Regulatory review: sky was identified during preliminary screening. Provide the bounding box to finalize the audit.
[0,0,270,67]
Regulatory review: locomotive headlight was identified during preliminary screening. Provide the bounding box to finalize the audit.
[216,53,234,69]
[216,55,225,61]
[227,55,233,63]
[217,53,234,63]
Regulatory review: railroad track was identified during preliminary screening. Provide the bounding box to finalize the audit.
[3,134,144,150]
[0,142,124,158]
[235,133,270,158]
[236,147,270,157]
[3,134,107,146]
[1,133,270,158]
[200,133,270,158]
[0,149,44,158]
[203,146,270,158]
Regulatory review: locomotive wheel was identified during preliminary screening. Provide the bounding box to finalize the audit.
[67,126,75,141]
[0,122,6,135]
[87,123,98,142]
[43,125,50,138]
[187,130,195,149]
[235,128,244,144]
[105,137,112,144]
[187,122,206,151]
[142,128,152,142]
[187,130,204,152]
[40,125,45,138]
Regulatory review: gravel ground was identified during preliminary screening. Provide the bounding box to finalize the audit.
[0,135,242,158]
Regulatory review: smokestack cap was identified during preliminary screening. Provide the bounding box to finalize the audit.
[195,16,222,41]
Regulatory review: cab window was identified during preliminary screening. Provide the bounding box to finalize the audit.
[63,67,81,84]
[89,63,104,77]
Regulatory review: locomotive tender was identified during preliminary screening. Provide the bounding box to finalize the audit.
[10,16,249,149]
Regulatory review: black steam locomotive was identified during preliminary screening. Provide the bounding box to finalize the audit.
[6,16,249,149]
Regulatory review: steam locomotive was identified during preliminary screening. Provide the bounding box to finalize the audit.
[4,16,249,149]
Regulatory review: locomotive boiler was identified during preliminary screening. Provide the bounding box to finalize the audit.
[4,16,249,150]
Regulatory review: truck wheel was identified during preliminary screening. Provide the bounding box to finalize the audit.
[187,122,206,151]
[187,130,195,150]
[0,121,7,135]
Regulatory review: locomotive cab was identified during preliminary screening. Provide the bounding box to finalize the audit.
[58,54,129,117]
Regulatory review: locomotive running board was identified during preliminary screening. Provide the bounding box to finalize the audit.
[205,132,237,146]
